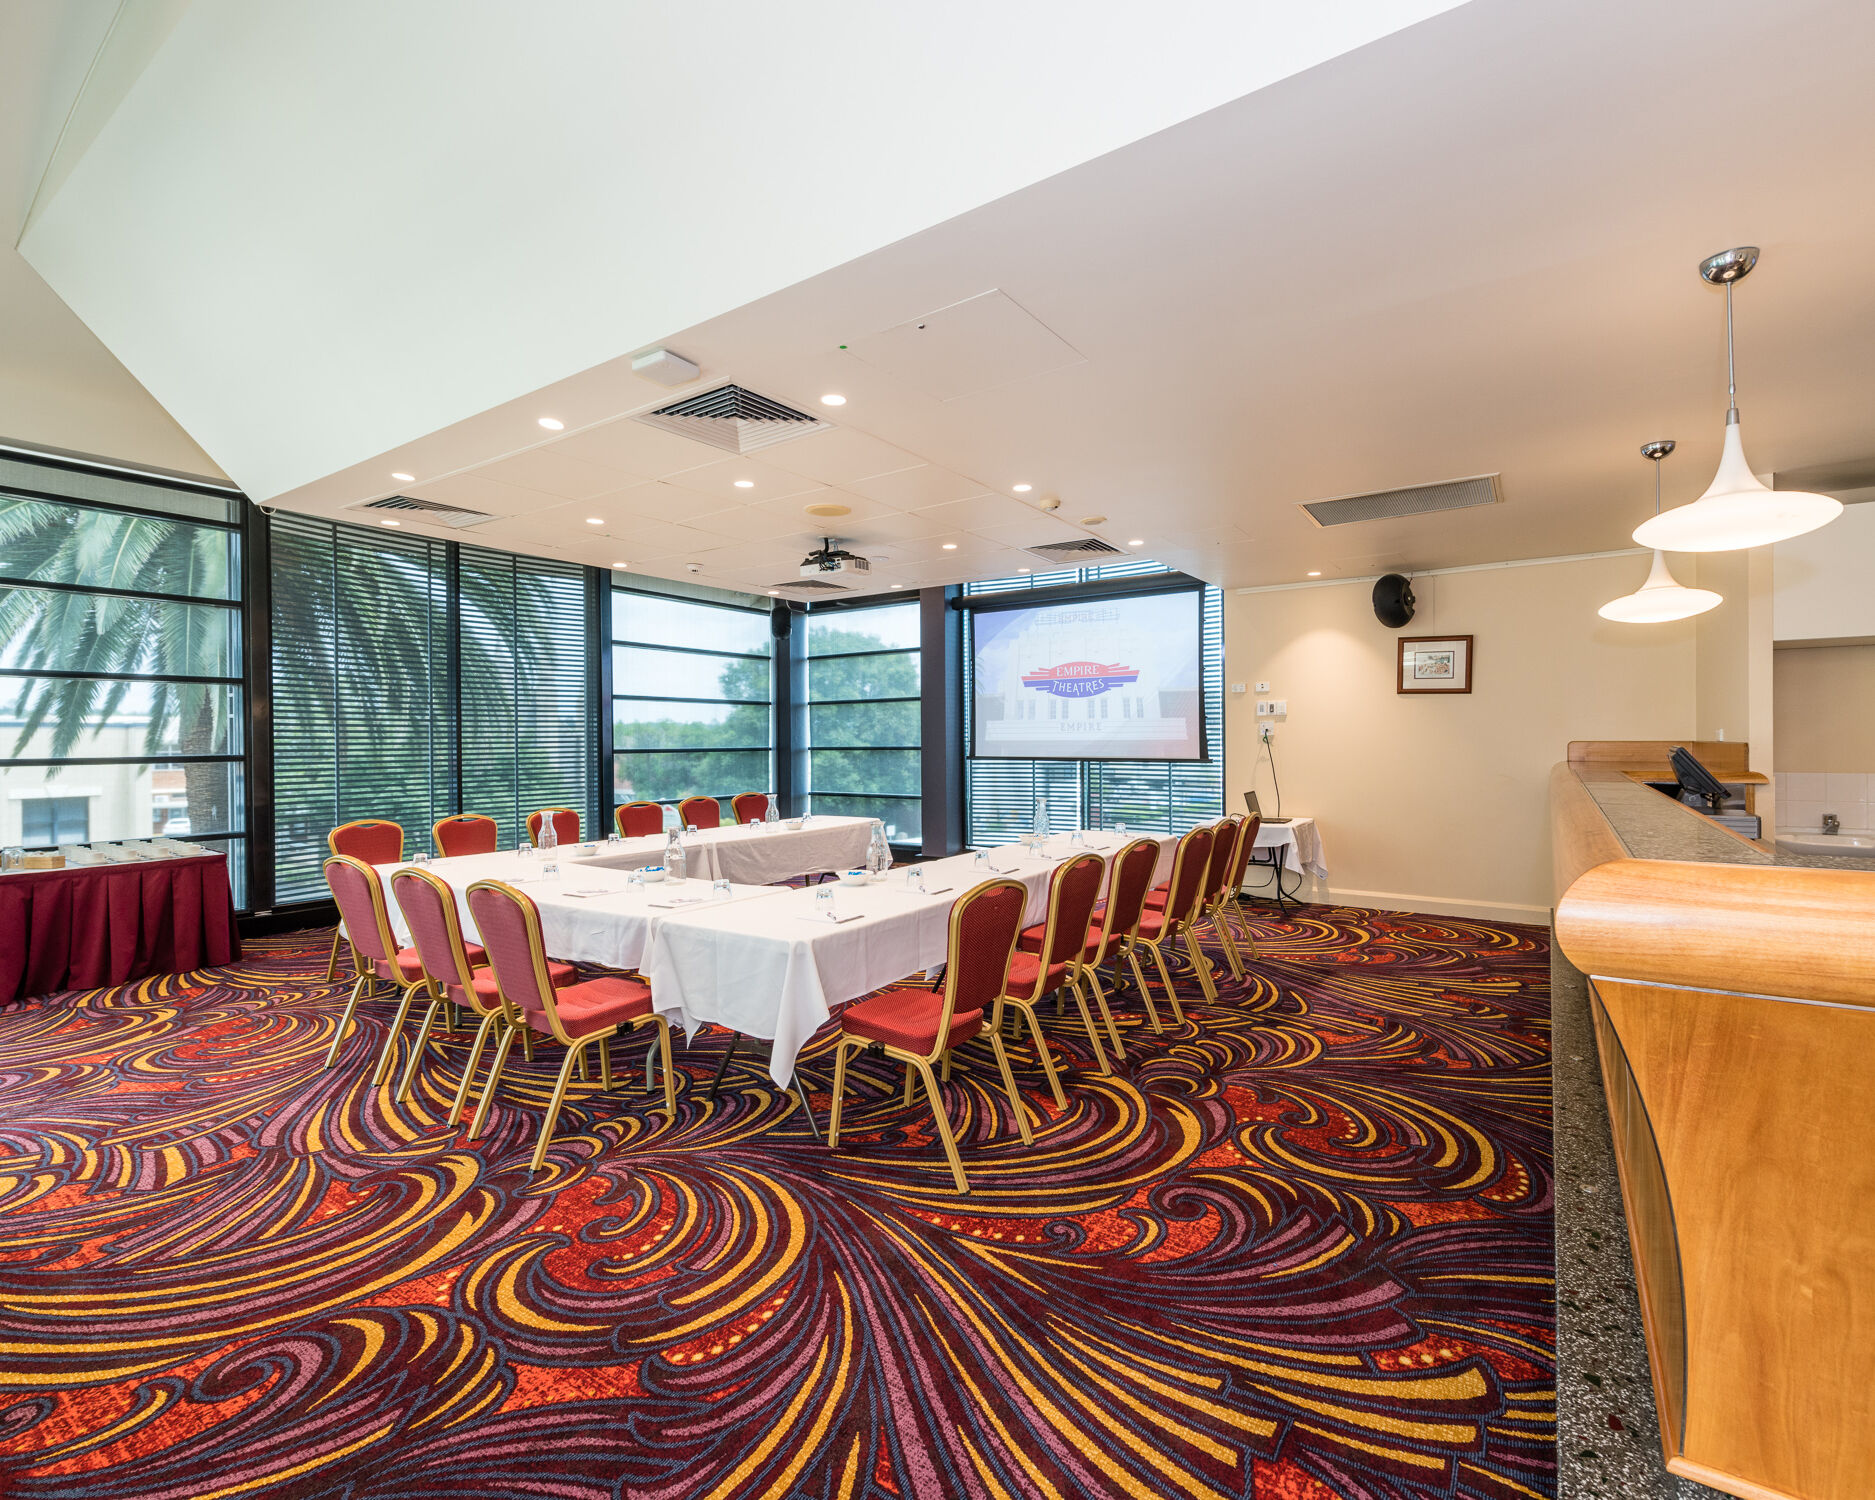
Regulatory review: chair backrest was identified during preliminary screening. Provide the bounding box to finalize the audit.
[1094,837,1163,956]
[1161,826,1215,925]
[1037,853,1106,969]
[324,855,399,966]
[1203,816,1244,905]
[433,813,498,858]
[731,792,771,825]
[935,878,1026,1052]
[328,819,403,865]
[526,807,580,846]
[392,867,480,998]
[615,801,665,838]
[677,795,722,831]
[1227,813,1262,893]
[465,880,571,1042]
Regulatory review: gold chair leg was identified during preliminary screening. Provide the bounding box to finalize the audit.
[1213,905,1246,979]
[530,1043,587,1173]
[1184,922,1220,1003]
[519,1029,534,1064]
[396,989,447,1101]
[1019,1004,1068,1109]
[576,1048,589,1082]
[598,1035,614,1092]
[469,1025,519,1138]
[1148,941,1188,1025]
[829,1040,852,1147]
[324,930,344,983]
[902,1063,915,1106]
[1084,967,1125,1060]
[1122,946,1163,1032]
[371,982,425,1088]
[1065,976,1111,1076]
[987,1030,1034,1146]
[940,1053,952,1083]
[324,974,370,1069]
[449,1013,498,1123]
[910,1056,968,1194]
[1231,897,1262,959]
[656,1022,676,1116]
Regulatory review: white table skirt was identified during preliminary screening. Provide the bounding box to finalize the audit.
[578,815,874,886]
[644,832,1176,1086]
[1249,816,1326,880]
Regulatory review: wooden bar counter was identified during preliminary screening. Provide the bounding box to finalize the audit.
[1551,744,1874,1500]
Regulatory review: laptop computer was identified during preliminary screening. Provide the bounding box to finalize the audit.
[1244,791,1291,825]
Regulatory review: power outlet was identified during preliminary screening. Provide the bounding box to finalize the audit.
[1255,700,1272,717]
[1254,681,1271,693]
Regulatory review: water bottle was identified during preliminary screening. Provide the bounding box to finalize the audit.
[764,794,780,832]
[1032,796,1049,854]
[539,812,559,878]
[665,828,687,884]
[867,820,891,881]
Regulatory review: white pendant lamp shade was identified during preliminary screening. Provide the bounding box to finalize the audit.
[1631,417,1841,551]
[1598,548,1721,622]
[1635,246,1843,552]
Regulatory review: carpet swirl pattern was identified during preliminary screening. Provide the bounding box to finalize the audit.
[0,904,1553,1499]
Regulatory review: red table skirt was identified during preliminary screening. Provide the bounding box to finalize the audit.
[0,854,240,1004]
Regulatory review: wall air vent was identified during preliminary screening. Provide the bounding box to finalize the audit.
[635,384,829,455]
[1027,537,1126,564]
[1299,473,1502,528]
[349,495,493,528]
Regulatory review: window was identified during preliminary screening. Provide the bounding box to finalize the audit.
[271,515,594,903]
[0,455,249,902]
[802,601,921,843]
[613,589,772,815]
[962,560,1224,845]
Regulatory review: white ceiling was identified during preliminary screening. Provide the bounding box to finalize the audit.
[11,0,1875,602]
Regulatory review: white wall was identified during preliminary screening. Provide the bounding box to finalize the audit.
[1225,553,1700,923]
[1774,494,1875,643]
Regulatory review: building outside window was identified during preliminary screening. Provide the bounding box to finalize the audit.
[801,600,921,843]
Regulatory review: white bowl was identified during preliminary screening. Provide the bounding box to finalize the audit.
[784,818,805,831]
[837,869,870,887]
[639,866,667,883]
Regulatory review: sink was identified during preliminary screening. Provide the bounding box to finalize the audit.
[1776,831,1875,858]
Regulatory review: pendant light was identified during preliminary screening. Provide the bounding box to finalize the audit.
[1633,247,1841,551]
[1601,440,1723,622]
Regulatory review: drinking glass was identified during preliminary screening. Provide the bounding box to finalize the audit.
[905,866,925,894]
[815,885,836,919]
[712,878,732,901]
[627,868,645,892]
[518,841,536,861]
[1115,822,1128,841]
[1069,829,1085,847]
[606,832,622,848]
[973,850,991,872]
[685,823,699,837]
[411,848,431,866]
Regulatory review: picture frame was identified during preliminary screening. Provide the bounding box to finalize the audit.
[1397,635,1473,694]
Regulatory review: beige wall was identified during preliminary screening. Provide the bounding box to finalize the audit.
[1774,644,1875,771]
[1225,552,1699,922]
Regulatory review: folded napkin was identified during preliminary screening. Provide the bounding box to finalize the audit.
[648,895,710,909]
[558,888,616,899]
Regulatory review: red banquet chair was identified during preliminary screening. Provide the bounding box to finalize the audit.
[614,800,665,838]
[1223,812,1263,957]
[526,807,581,847]
[466,879,676,1172]
[995,853,1113,1112]
[676,795,721,831]
[731,792,772,825]
[828,877,1028,1192]
[324,819,404,983]
[433,813,499,858]
[1161,815,1249,981]
[322,853,470,1085]
[1133,825,1217,1018]
[1023,835,1166,1034]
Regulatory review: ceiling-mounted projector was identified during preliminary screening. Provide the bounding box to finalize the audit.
[800,537,871,580]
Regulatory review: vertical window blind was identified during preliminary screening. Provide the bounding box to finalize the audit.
[962,560,1224,845]
[271,515,593,903]
[802,600,921,842]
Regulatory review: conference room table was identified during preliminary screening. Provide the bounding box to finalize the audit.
[578,815,874,885]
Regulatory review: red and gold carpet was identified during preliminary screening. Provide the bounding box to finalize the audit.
[0,904,1553,1499]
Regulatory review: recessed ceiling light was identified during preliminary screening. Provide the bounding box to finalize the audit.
[614,562,631,569]
[1127,539,1144,547]
[805,501,853,519]
[1307,570,1322,577]
[380,519,401,527]
[941,542,958,550]
[585,517,604,525]
[538,417,564,430]
[888,583,903,590]
[734,479,755,489]
[1079,514,1107,526]
[819,393,846,406]
[390,471,414,483]
[767,589,781,596]
[1012,483,1032,493]
[1017,567,1031,573]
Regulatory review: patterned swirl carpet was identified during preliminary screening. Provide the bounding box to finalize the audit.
[0,903,1554,1500]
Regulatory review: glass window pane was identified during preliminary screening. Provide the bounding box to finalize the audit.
[0,459,238,525]
[3,760,244,845]
[809,748,920,798]
[0,586,241,677]
[805,650,919,702]
[615,750,771,805]
[616,699,771,751]
[807,603,919,655]
[2,678,242,758]
[615,592,770,657]
[809,794,921,844]
[614,645,771,702]
[0,498,239,599]
[808,701,918,747]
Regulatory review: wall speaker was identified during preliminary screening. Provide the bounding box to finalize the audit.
[1372,573,1416,628]
[770,602,792,640]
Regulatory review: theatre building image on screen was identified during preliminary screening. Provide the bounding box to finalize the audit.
[971,588,1205,761]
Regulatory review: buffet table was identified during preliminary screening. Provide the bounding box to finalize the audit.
[0,852,241,1004]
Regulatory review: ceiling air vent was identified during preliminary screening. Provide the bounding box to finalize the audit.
[770,577,852,593]
[1299,473,1501,528]
[1027,537,1126,564]
[349,495,493,529]
[635,384,829,456]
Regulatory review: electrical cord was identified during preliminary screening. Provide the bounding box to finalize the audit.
[1244,725,1301,901]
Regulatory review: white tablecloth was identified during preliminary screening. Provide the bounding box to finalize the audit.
[1249,816,1326,880]
[579,816,874,886]
[644,832,1176,1086]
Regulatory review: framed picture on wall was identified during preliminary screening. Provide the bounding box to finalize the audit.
[1397,635,1473,694]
